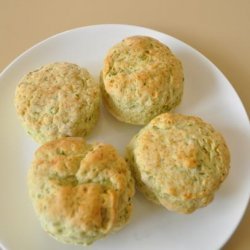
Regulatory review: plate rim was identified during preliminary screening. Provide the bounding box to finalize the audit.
[0,23,250,250]
[1,23,249,121]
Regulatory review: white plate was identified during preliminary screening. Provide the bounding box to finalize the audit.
[0,24,249,250]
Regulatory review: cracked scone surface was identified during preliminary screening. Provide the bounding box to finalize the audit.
[126,113,230,213]
[15,62,100,144]
[101,36,184,125]
[28,137,135,245]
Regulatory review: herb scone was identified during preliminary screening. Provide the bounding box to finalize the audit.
[126,113,230,213]
[28,137,135,245]
[101,36,184,125]
[15,62,100,144]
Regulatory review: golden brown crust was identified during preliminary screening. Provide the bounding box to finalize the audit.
[126,113,230,213]
[15,63,100,144]
[28,137,134,245]
[101,36,184,124]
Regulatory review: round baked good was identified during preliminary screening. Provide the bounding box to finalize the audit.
[126,113,230,213]
[15,62,100,144]
[101,36,184,125]
[28,137,135,245]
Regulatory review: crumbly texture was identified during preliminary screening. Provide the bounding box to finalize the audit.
[126,113,230,213]
[15,62,100,144]
[28,137,135,245]
[101,36,184,125]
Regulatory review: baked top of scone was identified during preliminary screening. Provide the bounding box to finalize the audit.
[101,36,184,125]
[126,113,230,213]
[15,62,100,144]
[28,137,135,245]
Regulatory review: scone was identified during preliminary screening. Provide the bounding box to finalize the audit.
[15,62,100,144]
[101,36,184,125]
[126,113,230,213]
[28,137,135,245]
